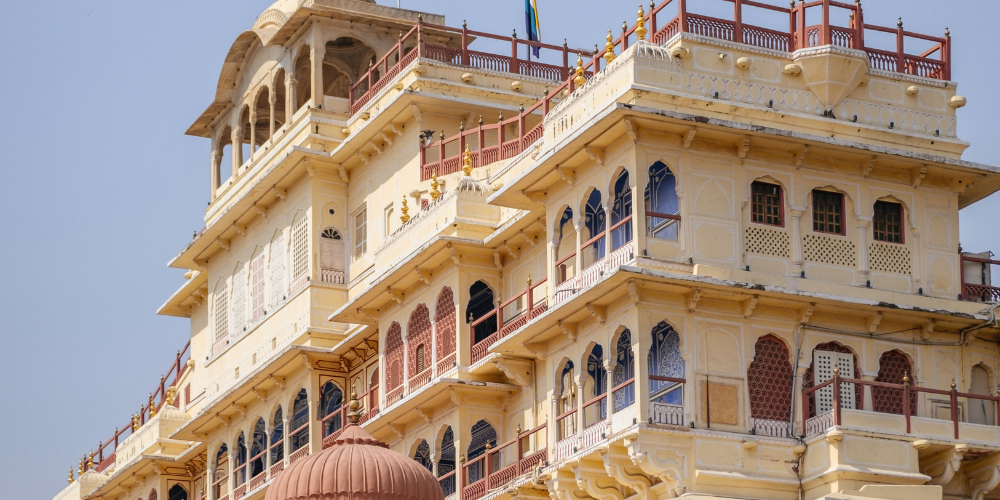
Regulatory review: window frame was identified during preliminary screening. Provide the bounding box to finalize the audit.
[353,205,367,259]
[872,200,904,244]
[750,181,784,227]
[811,189,846,236]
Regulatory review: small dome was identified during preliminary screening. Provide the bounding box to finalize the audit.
[265,424,443,500]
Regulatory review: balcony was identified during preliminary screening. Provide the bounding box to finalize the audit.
[460,424,548,500]
[962,252,1000,302]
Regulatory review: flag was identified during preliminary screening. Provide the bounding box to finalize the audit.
[525,0,541,58]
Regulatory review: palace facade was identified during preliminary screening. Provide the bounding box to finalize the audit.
[54,2,1000,500]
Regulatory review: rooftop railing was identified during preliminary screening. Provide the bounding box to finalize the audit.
[469,278,548,365]
[416,0,952,180]
[83,341,191,474]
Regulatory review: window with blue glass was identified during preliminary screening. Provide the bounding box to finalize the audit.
[648,321,684,405]
[645,161,680,240]
[613,330,635,411]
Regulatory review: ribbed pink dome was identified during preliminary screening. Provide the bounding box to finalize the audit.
[265,424,444,500]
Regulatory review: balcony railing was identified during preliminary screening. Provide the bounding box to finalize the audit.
[802,371,1000,439]
[321,386,379,449]
[460,424,548,500]
[470,278,548,365]
[961,253,1000,302]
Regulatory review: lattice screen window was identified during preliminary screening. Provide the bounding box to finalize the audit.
[812,190,844,234]
[250,254,266,323]
[213,282,229,344]
[803,234,856,267]
[814,350,856,414]
[291,216,308,283]
[751,182,783,226]
[232,264,248,335]
[269,232,286,306]
[869,241,911,275]
[745,226,790,258]
[873,201,903,243]
[354,207,367,258]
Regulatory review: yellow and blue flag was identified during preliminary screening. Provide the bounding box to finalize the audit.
[525,0,541,58]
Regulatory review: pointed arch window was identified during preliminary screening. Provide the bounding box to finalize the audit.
[270,406,284,465]
[250,253,266,323]
[558,361,577,439]
[249,419,266,479]
[439,427,456,496]
[233,433,248,487]
[407,304,432,388]
[212,444,228,499]
[873,351,916,415]
[747,335,793,437]
[467,420,498,484]
[320,381,344,437]
[413,440,432,471]
[584,190,606,263]
[435,287,457,373]
[167,485,188,500]
[803,343,861,418]
[586,345,607,424]
[649,321,684,405]
[613,330,635,411]
[468,281,497,345]
[645,161,679,240]
[290,389,310,453]
[555,207,577,286]
[751,181,783,226]
[610,170,633,250]
[873,201,903,243]
[385,322,405,403]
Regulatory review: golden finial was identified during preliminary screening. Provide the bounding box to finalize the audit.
[78,459,84,476]
[69,467,74,484]
[430,170,441,200]
[166,385,177,407]
[573,55,586,87]
[833,366,840,376]
[400,196,410,223]
[945,27,951,37]
[951,378,957,390]
[604,30,616,64]
[462,146,473,176]
[460,453,467,464]
[149,393,157,418]
[902,372,910,385]
[87,452,94,470]
[516,424,522,435]
[132,413,140,431]
[527,274,532,287]
[897,17,903,29]
[347,390,363,424]
[636,5,648,42]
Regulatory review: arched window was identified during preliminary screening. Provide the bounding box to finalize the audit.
[747,335,793,437]
[613,330,635,411]
[212,444,228,499]
[468,281,497,345]
[610,170,633,250]
[167,485,188,500]
[213,281,229,354]
[645,161,679,240]
[273,69,287,128]
[293,48,312,110]
[435,287,457,373]
[320,228,345,284]
[250,250,266,323]
[873,200,904,243]
[369,368,380,412]
[555,207,576,286]
[649,321,684,410]
[803,343,861,417]
[290,389,309,452]
[970,364,996,425]
[584,189,606,264]
[270,406,284,465]
[874,351,916,415]
[149,488,158,500]
[233,433,248,487]
[558,361,577,439]
[408,304,432,386]
[254,87,271,146]
[290,214,309,291]
[216,126,233,188]
[385,323,404,403]
[249,418,266,478]
[232,262,248,336]
[324,38,376,100]
[586,345,607,424]
[270,231,287,307]
[320,381,344,436]
[467,420,498,483]
[439,427,456,496]
[413,440,432,471]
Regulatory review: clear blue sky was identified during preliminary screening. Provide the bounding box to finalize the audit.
[1,1,997,498]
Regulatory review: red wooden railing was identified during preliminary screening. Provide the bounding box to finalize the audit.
[415,0,951,180]
[803,371,1000,440]
[961,253,1000,302]
[88,341,191,473]
[461,424,548,500]
[470,278,548,365]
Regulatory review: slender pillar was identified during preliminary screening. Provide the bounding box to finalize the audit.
[282,417,290,465]
[604,360,618,429]
[857,219,871,285]
[574,227,583,287]
[431,321,438,377]
[287,75,298,117]
[632,180,645,260]
[911,228,922,291]
[548,395,559,455]
[310,46,323,109]
[249,109,258,159]
[269,90,277,140]
[231,126,243,180]
[604,205,613,262]
[211,149,221,200]
[790,208,805,276]
[546,241,557,303]
[575,377,586,444]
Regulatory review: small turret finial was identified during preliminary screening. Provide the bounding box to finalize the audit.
[945,27,951,37]
[166,385,177,407]
[149,393,157,418]
[897,17,903,29]
[903,372,910,385]
[833,366,840,376]
[951,378,957,390]
[69,467,74,484]
[347,390,363,424]
[636,5,648,42]
[430,170,441,200]
[604,30,616,64]
[87,452,94,470]
[574,55,587,87]
[462,146,473,176]
[78,460,84,476]
[400,196,410,223]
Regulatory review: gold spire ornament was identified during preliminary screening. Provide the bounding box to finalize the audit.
[166,385,177,407]
[69,467,74,484]
[604,30,616,64]
[462,146,473,176]
[87,453,94,470]
[573,55,587,87]
[636,5,648,41]
[347,390,363,424]
[430,170,441,200]
[149,393,157,418]
[78,459,84,476]
[400,196,410,223]
[132,413,140,431]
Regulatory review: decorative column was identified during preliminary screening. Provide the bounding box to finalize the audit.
[548,395,559,456]
[264,429,271,478]
[857,218,871,285]
[231,125,243,180]
[632,181,645,260]
[604,359,617,429]
[604,205,613,263]
[911,227,922,291]
[307,398,315,453]
[310,45,323,109]
[249,108,257,160]
[790,207,805,276]
[286,75,298,117]
[575,376,586,445]
[431,454,439,476]
[431,321,438,377]
[211,149,221,200]
[282,417,290,466]
[269,90,277,140]
[207,469,215,500]
[546,241,557,304]
[574,226,583,287]
[677,191,687,258]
